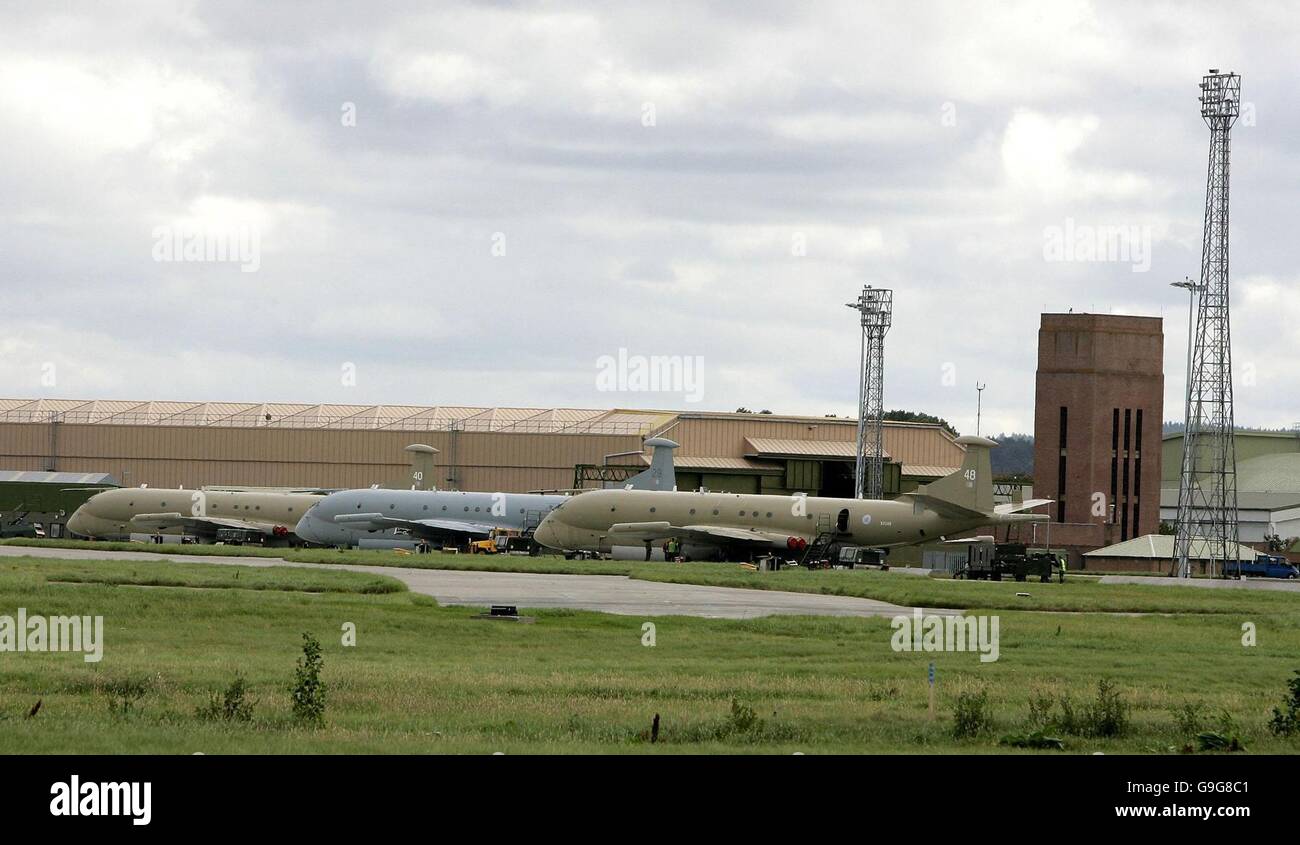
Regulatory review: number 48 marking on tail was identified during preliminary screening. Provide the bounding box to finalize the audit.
[964,470,976,482]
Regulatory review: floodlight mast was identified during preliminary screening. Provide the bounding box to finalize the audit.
[1172,70,1242,579]
[846,286,893,499]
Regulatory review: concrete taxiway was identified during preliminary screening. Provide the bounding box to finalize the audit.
[1100,574,1300,592]
[1,545,954,619]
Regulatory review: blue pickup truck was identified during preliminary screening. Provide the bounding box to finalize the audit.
[1223,554,1299,579]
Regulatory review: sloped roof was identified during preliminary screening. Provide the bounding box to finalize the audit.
[903,465,961,479]
[0,470,119,485]
[675,456,784,472]
[1084,533,1258,561]
[0,399,667,435]
[745,438,885,460]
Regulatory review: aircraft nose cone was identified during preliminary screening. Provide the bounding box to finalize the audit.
[533,517,562,550]
[294,511,324,544]
[66,510,88,537]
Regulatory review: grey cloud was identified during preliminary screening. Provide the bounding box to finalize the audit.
[1,1,1297,433]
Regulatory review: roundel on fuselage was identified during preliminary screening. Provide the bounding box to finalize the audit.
[861,514,873,526]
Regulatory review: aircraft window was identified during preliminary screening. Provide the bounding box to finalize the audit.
[689,509,696,515]
[766,512,773,518]
[288,507,294,512]
[464,507,469,512]
[390,504,396,510]
[442,506,447,511]
[610,507,616,512]
[161,502,166,507]
[423,505,429,511]
[129,502,134,507]
[357,503,362,509]
[739,511,745,517]
[256,506,261,511]
[519,509,524,514]
[649,507,656,513]
[475,507,481,512]
[712,509,719,515]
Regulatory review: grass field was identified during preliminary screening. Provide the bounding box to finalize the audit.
[6,537,1296,614]
[1,554,1299,753]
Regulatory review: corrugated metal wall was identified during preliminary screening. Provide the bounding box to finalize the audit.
[0,415,961,492]
[0,422,643,492]
[665,415,962,468]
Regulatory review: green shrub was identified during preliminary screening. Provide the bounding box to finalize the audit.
[727,699,758,735]
[1197,711,1244,752]
[1026,681,1124,737]
[291,633,326,726]
[1173,701,1202,736]
[198,675,254,722]
[1084,679,1128,738]
[1054,694,1083,735]
[952,689,992,739]
[1268,670,1300,737]
[653,699,803,745]
[102,676,152,716]
[1027,690,1055,729]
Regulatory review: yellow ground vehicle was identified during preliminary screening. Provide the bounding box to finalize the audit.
[469,536,500,554]
[469,528,534,555]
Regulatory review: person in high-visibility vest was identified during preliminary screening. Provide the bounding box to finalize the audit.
[1059,555,1067,583]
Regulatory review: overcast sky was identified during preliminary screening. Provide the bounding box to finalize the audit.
[1,0,1297,435]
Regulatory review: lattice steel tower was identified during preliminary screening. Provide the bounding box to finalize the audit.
[1173,70,1242,579]
[846,286,892,499]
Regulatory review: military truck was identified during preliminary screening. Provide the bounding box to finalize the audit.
[837,546,890,570]
[954,541,1062,582]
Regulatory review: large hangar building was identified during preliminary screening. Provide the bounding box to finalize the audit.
[0,398,966,497]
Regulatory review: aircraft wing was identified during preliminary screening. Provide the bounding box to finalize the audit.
[332,513,495,540]
[607,521,792,548]
[993,498,1054,515]
[131,512,281,535]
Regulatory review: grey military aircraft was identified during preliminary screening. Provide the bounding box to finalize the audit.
[294,437,679,548]
[533,435,1051,560]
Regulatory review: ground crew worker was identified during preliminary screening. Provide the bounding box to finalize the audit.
[1059,555,1068,583]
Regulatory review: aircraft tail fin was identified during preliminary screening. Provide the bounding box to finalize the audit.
[404,444,439,491]
[914,435,996,514]
[621,437,678,491]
